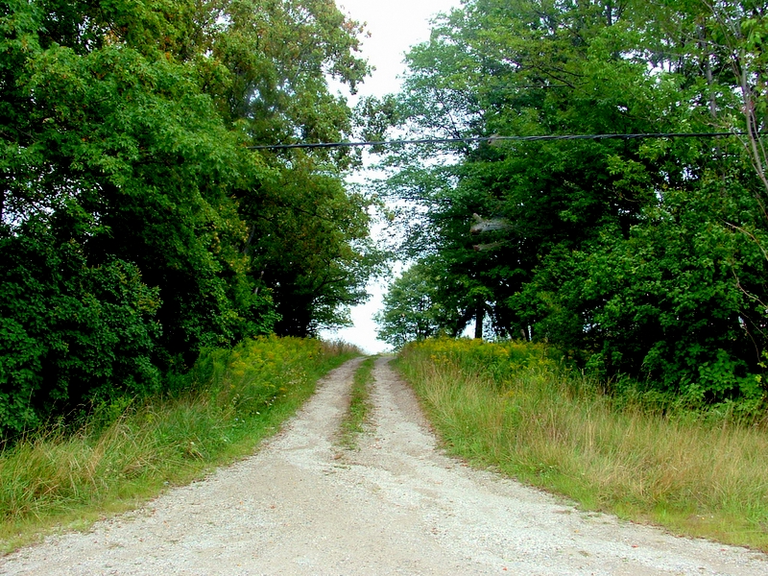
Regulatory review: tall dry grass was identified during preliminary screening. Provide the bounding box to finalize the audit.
[397,338,768,551]
[0,337,359,552]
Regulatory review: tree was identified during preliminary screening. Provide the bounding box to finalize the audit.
[0,0,376,437]
[382,0,669,336]
[211,0,383,336]
[244,158,384,336]
[379,0,768,403]
[375,264,449,349]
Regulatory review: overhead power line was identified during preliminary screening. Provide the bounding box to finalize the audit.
[248,131,747,150]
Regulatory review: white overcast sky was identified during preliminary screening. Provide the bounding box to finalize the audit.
[319,0,462,353]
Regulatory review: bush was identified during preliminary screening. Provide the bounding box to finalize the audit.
[516,184,768,405]
[0,224,162,439]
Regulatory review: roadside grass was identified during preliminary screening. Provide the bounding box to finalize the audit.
[0,337,359,554]
[338,356,377,449]
[396,338,768,552]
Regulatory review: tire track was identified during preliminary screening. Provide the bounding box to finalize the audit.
[1,356,765,575]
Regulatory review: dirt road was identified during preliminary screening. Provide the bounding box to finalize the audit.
[2,357,766,575]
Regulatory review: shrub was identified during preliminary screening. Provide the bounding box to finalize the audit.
[0,225,161,439]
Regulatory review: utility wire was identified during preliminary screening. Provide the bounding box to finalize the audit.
[248,131,746,150]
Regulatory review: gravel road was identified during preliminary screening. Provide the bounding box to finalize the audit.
[2,356,766,575]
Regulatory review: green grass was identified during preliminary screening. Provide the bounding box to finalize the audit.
[0,337,359,554]
[338,356,377,449]
[396,338,768,552]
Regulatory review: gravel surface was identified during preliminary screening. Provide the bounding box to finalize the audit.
[2,356,766,575]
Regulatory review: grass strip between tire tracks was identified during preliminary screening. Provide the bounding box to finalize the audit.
[338,356,377,449]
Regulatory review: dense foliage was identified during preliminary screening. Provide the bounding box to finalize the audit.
[0,0,379,438]
[378,0,768,407]
[375,263,449,349]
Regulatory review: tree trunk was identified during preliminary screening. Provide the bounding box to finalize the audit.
[474,304,483,340]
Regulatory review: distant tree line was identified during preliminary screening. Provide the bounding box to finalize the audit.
[375,0,768,408]
[0,0,383,438]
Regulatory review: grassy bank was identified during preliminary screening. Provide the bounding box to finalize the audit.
[397,338,768,551]
[338,356,377,449]
[0,337,358,553]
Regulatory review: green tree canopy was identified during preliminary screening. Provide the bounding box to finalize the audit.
[377,0,768,404]
[375,263,450,349]
[0,0,378,437]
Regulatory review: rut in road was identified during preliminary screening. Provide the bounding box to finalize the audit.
[2,356,766,575]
